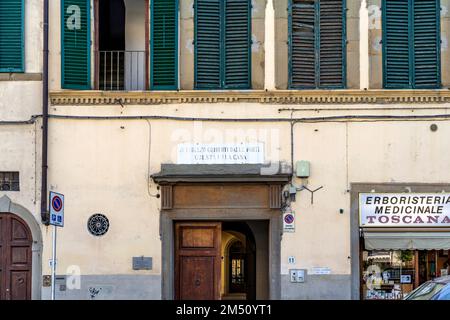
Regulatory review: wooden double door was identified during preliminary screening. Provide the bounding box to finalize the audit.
[0,213,32,300]
[175,222,222,300]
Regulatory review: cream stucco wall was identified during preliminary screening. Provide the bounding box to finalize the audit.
[0,0,44,261]
[4,0,450,301]
[40,101,450,284]
[25,0,44,73]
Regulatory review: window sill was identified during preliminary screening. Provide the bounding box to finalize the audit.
[49,89,450,105]
[0,73,42,81]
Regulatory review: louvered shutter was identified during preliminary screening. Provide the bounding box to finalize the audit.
[290,0,316,88]
[61,0,91,89]
[0,0,24,72]
[151,0,178,90]
[413,0,440,88]
[290,0,345,89]
[319,0,345,88]
[383,0,411,88]
[224,0,250,89]
[195,0,221,89]
[383,0,440,89]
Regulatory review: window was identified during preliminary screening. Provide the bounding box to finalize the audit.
[195,0,251,89]
[383,0,440,89]
[0,0,24,72]
[289,0,346,89]
[362,250,416,300]
[61,0,91,89]
[151,0,178,90]
[0,172,19,191]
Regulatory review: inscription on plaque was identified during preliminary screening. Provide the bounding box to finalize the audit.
[132,257,152,270]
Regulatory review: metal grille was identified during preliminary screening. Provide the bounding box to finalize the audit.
[0,172,19,191]
[99,51,146,91]
[87,214,109,236]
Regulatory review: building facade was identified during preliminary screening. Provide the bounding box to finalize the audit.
[1,0,450,300]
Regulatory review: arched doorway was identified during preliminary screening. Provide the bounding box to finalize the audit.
[0,213,33,300]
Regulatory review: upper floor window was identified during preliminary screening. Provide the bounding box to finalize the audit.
[289,0,346,89]
[383,0,441,89]
[0,0,24,73]
[195,0,251,90]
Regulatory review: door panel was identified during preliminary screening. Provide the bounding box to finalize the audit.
[175,222,221,300]
[0,214,32,300]
[10,246,30,266]
[181,227,215,249]
[9,271,29,300]
[180,257,215,300]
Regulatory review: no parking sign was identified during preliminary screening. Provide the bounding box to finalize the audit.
[283,212,295,232]
[49,191,64,227]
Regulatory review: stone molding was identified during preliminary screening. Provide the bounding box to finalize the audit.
[50,90,450,105]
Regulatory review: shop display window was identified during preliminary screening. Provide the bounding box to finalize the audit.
[362,249,450,300]
[362,250,415,300]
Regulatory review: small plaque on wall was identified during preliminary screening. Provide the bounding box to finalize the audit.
[132,257,152,270]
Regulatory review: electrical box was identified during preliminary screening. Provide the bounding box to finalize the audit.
[289,269,306,283]
[296,161,310,178]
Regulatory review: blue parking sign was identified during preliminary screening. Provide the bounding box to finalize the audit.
[49,192,64,227]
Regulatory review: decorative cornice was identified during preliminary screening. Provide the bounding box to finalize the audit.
[49,89,450,105]
[0,73,43,81]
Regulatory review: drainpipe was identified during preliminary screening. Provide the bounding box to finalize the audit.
[41,0,49,225]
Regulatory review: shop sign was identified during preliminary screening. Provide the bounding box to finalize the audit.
[177,143,264,164]
[360,193,450,227]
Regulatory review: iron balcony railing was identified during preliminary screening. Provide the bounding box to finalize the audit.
[99,50,146,91]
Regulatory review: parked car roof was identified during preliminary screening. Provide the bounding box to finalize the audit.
[432,276,450,284]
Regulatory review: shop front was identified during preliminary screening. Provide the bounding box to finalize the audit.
[351,184,450,300]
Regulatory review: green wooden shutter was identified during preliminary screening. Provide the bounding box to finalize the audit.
[224,0,251,89]
[290,0,316,88]
[0,0,24,72]
[413,0,440,88]
[319,0,345,88]
[61,0,90,89]
[383,0,440,89]
[290,0,345,89]
[195,0,221,89]
[151,0,178,90]
[383,0,411,88]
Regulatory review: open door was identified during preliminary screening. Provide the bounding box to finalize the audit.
[175,222,221,300]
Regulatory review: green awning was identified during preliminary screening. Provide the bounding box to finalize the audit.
[363,232,450,250]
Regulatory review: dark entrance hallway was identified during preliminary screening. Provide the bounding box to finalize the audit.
[221,221,257,300]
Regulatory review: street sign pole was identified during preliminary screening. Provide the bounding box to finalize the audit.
[51,225,57,300]
[49,191,64,301]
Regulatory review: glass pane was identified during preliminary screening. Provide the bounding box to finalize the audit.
[405,282,445,300]
[362,250,416,300]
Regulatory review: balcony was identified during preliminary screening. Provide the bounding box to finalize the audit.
[95,0,147,91]
[99,50,145,91]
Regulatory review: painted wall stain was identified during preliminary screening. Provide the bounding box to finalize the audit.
[186,39,194,55]
[372,36,382,52]
[252,34,261,52]
[368,5,381,30]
